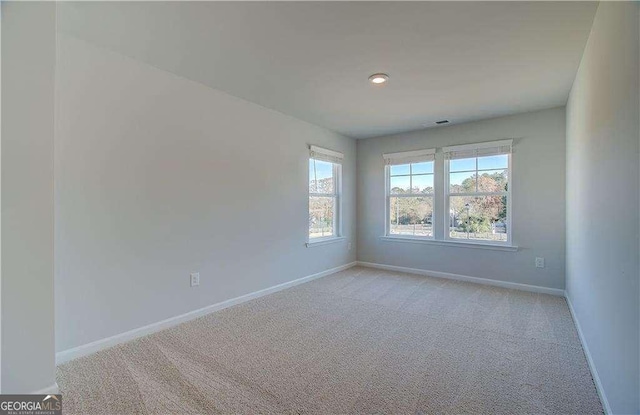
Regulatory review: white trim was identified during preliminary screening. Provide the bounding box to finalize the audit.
[442,139,513,154]
[356,261,563,296]
[56,262,357,365]
[380,235,518,251]
[335,163,342,237]
[565,293,612,415]
[32,382,59,395]
[306,236,346,247]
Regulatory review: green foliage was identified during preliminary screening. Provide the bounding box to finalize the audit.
[457,215,492,233]
[454,171,507,194]
[390,196,433,226]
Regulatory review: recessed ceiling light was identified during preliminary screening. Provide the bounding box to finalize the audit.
[368,73,389,84]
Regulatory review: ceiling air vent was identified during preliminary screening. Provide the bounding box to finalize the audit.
[435,120,449,125]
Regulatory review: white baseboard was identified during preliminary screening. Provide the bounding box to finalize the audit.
[356,261,564,296]
[33,382,59,395]
[56,262,357,365]
[564,293,612,415]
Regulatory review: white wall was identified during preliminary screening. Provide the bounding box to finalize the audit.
[565,2,639,414]
[357,107,566,290]
[1,2,56,393]
[55,35,356,353]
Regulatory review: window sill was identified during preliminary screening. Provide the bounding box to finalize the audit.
[306,236,346,248]
[380,236,518,252]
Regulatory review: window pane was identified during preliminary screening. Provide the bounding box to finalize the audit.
[411,161,433,174]
[450,172,477,193]
[450,157,476,172]
[389,196,433,237]
[477,170,508,192]
[309,196,334,238]
[449,196,507,242]
[309,160,315,192]
[390,175,411,194]
[390,164,410,176]
[309,159,334,193]
[478,154,508,170]
[412,174,434,194]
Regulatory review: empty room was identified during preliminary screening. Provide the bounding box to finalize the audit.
[1,1,639,414]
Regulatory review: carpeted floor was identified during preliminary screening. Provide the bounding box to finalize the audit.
[57,266,603,414]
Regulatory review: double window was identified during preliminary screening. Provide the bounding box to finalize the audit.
[308,145,343,242]
[385,140,512,246]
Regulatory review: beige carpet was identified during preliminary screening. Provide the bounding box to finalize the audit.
[57,266,603,414]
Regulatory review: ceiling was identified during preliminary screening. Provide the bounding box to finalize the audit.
[57,2,598,139]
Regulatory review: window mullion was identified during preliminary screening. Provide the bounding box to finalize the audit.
[409,163,413,194]
[475,157,479,193]
[448,192,507,197]
[391,193,434,197]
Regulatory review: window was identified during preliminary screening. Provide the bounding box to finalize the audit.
[444,140,512,244]
[381,140,514,249]
[309,145,343,241]
[384,149,436,238]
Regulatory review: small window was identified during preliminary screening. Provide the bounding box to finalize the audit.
[444,141,511,244]
[384,149,435,238]
[308,146,343,241]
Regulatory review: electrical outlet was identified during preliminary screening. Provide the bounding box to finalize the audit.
[348,242,352,251]
[190,272,200,287]
[535,257,545,268]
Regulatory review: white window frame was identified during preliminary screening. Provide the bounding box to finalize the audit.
[307,146,343,246]
[443,140,513,247]
[384,148,436,240]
